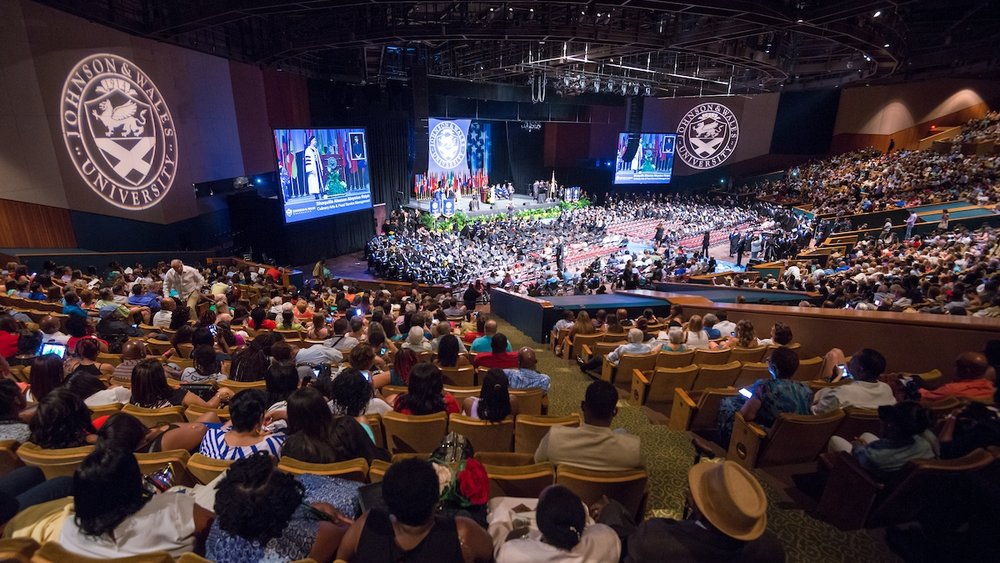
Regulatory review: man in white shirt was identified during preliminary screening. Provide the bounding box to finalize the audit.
[713,310,737,337]
[162,260,205,313]
[535,380,642,471]
[812,348,896,414]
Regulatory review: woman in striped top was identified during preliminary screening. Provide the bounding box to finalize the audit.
[199,389,285,460]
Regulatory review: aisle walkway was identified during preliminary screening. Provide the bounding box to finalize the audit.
[492,316,900,563]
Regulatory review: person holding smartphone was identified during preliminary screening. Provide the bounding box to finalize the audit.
[812,348,896,415]
[717,347,811,447]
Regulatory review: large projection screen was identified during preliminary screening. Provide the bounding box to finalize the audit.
[273,128,373,223]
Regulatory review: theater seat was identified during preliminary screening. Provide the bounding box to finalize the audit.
[555,465,649,521]
[668,387,738,445]
[834,406,881,440]
[728,346,768,363]
[733,362,769,390]
[690,361,741,390]
[15,442,95,480]
[121,404,186,427]
[183,405,230,422]
[692,348,730,365]
[728,410,845,469]
[223,380,267,392]
[443,385,479,402]
[565,333,602,361]
[510,388,546,416]
[88,403,123,421]
[365,414,385,450]
[440,366,475,387]
[484,462,555,499]
[601,352,657,386]
[447,414,514,452]
[186,454,233,485]
[382,411,448,454]
[792,356,824,381]
[817,448,996,530]
[631,365,699,409]
[655,350,695,369]
[278,457,369,482]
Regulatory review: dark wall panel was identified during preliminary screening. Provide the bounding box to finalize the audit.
[770,90,840,154]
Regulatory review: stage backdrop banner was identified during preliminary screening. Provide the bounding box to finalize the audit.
[428,118,471,176]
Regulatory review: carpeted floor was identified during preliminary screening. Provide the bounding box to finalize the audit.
[493,316,901,563]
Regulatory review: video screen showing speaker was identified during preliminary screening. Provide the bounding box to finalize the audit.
[273,128,372,223]
[613,132,676,185]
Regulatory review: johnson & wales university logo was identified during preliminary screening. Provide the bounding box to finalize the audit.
[429,120,467,170]
[61,54,177,210]
[676,102,739,169]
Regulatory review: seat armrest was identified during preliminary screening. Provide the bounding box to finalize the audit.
[581,344,593,361]
[816,451,884,530]
[668,388,696,431]
[727,413,766,469]
[633,369,650,385]
[601,356,615,384]
[630,369,651,406]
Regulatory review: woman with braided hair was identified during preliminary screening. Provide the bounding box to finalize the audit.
[462,368,518,422]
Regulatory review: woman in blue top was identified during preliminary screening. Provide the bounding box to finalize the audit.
[206,452,352,563]
[718,347,812,446]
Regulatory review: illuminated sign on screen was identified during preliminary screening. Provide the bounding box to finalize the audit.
[676,102,739,169]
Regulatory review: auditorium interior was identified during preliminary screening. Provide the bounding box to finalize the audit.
[1,0,1000,561]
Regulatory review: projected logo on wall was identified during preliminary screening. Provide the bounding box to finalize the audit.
[676,103,739,169]
[60,53,177,210]
[428,120,467,169]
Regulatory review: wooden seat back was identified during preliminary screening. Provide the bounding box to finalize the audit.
[447,414,514,452]
[278,457,369,482]
[121,404,186,427]
[631,365,699,407]
[186,453,233,485]
[556,465,648,521]
[691,361,741,390]
[15,442,95,480]
[733,362,769,390]
[655,350,695,369]
[692,348,731,365]
[381,411,448,454]
[728,346,768,363]
[484,462,555,499]
[792,356,824,381]
[440,366,476,387]
[510,388,546,416]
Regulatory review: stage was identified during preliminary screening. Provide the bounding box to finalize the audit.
[404,194,562,218]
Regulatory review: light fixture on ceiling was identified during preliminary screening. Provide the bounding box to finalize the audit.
[873,10,881,17]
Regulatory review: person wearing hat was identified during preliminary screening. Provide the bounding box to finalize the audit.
[828,401,938,475]
[593,460,784,562]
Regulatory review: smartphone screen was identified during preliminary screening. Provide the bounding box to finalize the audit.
[361,370,372,382]
[312,368,321,378]
[739,387,753,399]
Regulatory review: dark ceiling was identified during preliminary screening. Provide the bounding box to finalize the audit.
[36,0,1000,97]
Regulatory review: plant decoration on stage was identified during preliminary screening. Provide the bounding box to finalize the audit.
[325,161,347,195]
[424,197,590,232]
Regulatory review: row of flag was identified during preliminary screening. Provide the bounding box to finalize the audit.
[413,169,490,199]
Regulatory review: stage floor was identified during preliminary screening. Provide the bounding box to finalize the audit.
[404,194,560,217]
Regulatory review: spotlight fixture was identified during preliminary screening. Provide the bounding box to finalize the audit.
[873,10,881,17]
